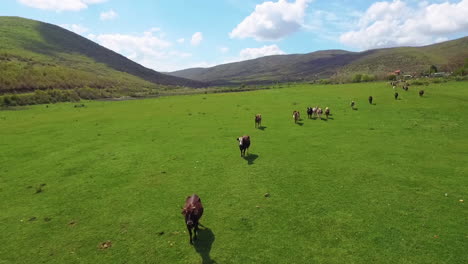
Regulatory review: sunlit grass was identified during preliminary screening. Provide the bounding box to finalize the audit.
[0,81,466,263]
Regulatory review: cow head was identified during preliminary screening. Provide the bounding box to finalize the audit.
[183,206,197,227]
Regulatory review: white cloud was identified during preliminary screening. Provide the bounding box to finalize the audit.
[88,29,195,72]
[230,0,312,41]
[340,0,468,50]
[60,24,89,35]
[219,46,230,53]
[17,0,107,11]
[190,32,203,46]
[177,38,185,44]
[239,44,286,60]
[100,9,118,20]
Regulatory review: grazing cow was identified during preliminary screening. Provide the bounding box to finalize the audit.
[351,101,355,109]
[403,85,408,91]
[237,135,250,157]
[307,107,313,119]
[293,111,300,123]
[255,114,262,128]
[419,90,424,97]
[368,96,373,104]
[325,107,330,119]
[312,106,318,118]
[182,194,204,244]
[317,108,323,119]
[394,92,399,100]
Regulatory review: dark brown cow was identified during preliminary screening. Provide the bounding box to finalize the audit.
[394,92,399,100]
[307,107,313,119]
[419,90,424,97]
[293,111,300,123]
[182,194,204,244]
[237,135,250,157]
[255,114,262,128]
[325,107,330,119]
[368,96,373,104]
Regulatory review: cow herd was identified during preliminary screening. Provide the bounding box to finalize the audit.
[305,106,329,120]
[183,80,427,244]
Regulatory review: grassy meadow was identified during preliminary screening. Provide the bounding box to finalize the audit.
[0,81,467,264]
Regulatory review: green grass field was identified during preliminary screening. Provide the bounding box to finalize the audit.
[1,82,467,264]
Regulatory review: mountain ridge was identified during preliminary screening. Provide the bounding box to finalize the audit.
[0,16,205,95]
[168,37,468,84]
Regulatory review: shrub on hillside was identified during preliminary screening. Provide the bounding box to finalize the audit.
[76,87,101,99]
[454,75,468,81]
[361,74,375,82]
[352,74,362,83]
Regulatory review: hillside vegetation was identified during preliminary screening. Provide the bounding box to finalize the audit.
[169,37,468,84]
[0,16,205,96]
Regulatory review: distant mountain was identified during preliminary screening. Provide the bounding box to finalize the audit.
[169,37,468,84]
[0,16,205,94]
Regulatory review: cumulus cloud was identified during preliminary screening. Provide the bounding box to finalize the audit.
[230,0,312,41]
[60,24,89,35]
[100,9,118,20]
[340,0,468,50]
[239,44,286,60]
[88,29,193,71]
[190,32,203,46]
[177,38,185,44]
[17,0,107,11]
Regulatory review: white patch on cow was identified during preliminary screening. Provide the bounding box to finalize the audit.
[238,137,243,146]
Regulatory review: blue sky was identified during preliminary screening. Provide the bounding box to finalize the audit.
[1,0,467,71]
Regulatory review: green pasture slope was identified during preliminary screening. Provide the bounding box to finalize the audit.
[0,81,467,264]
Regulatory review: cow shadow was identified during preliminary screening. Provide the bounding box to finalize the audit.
[296,122,304,126]
[194,227,216,264]
[243,153,259,165]
[258,126,267,131]
[352,108,359,111]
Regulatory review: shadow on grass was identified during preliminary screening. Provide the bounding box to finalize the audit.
[352,108,359,111]
[258,126,267,131]
[243,153,259,165]
[194,227,216,264]
[296,122,304,126]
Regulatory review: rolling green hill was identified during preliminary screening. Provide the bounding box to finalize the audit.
[0,16,205,95]
[168,37,468,84]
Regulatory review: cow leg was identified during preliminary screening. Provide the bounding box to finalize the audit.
[187,226,193,244]
[193,223,199,241]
